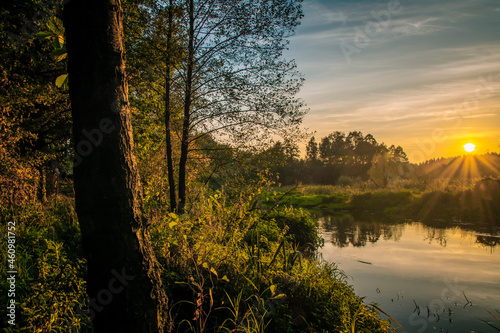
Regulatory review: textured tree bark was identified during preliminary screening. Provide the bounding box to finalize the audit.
[177,0,195,214]
[64,0,168,332]
[165,0,177,212]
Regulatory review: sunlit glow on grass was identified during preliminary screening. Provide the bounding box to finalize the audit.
[419,154,499,222]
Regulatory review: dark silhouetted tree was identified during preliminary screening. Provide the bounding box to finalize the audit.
[306,136,319,164]
[64,0,168,331]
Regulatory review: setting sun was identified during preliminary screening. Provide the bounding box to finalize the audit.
[464,143,476,153]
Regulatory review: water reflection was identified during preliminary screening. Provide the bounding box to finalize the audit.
[476,234,500,248]
[319,213,499,249]
[423,228,447,247]
[317,213,500,332]
[320,214,403,247]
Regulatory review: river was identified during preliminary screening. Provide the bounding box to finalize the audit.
[317,213,500,333]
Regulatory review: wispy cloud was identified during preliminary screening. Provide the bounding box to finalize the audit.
[288,0,500,161]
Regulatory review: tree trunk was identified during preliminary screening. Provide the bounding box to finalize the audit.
[64,1,168,332]
[177,0,195,214]
[165,0,177,212]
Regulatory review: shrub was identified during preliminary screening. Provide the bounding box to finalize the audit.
[263,207,323,252]
[0,198,89,333]
[349,190,413,212]
[337,175,354,187]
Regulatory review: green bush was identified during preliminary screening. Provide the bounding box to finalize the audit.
[149,188,390,333]
[414,179,500,224]
[266,261,390,333]
[337,175,354,187]
[263,207,323,252]
[244,218,281,247]
[349,190,413,213]
[0,198,89,333]
[0,188,391,333]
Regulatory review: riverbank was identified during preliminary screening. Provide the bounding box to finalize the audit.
[0,193,392,332]
[263,178,500,226]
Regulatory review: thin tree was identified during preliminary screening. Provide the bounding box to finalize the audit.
[126,0,305,213]
[164,0,178,212]
[64,0,168,331]
[178,0,196,213]
[175,0,305,213]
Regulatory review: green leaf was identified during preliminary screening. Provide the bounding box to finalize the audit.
[52,48,67,62]
[46,17,64,36]
[369,303,405,330]
[52,39,62,50]
[36,31,52,41]
[55,74,68,89]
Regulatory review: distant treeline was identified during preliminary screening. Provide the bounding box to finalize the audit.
[258,131,408,186]
[253,131,500,186]
[412,154,500,180]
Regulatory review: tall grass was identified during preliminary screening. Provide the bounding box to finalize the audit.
[1,187,392,332]
[0,197,89,333]
[268,178,499,224]
[148,186,391,332]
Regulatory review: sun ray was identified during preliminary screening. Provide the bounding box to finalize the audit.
[475,154,500,176]
[440,157,464,179]
[460,155,480,178]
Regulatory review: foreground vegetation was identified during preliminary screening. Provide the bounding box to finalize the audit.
[3,177,498,331]
[0,182,392,332]
[2,1,497,331]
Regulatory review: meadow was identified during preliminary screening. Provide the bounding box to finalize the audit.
[263,177,500,226]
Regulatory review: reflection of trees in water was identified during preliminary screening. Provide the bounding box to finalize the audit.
[320,214,403,248]
[382,225,403,242]
[476,235,500,248]
[421,220,499,248]
[423,227,447,247]
[319,214,498,248]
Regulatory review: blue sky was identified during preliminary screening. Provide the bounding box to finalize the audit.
[286,0,500,162]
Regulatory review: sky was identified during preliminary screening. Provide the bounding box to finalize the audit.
[285,0,500,163]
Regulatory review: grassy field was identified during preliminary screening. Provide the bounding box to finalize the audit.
[263,178,500,224]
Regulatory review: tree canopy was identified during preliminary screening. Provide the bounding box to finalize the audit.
[124,0,306,212]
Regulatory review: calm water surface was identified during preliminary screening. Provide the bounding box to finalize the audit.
[317,214,500,333]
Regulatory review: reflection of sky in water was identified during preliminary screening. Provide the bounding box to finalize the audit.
[319,219,500,332]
